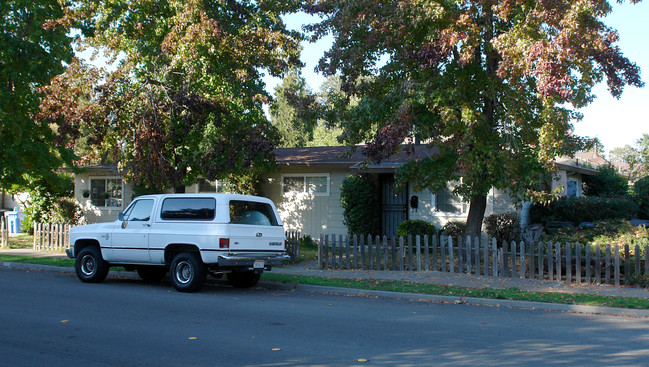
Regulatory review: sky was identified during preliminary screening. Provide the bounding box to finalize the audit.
[264,1,649,155]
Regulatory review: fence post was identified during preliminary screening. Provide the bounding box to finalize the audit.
[491,238,498,277]
[391,236,398,270]
[345,235,351,270]
[614,245,620,286]
[645,245,649,278]
[424,235,430,271]
[382,236,389,271]
[440,236,447,272]
[510,241,516,278]
[553,243,561,281]
[565,242,571,283]
[465,236,472,275]
[375,235,382,270]
[519,241,526,279]
[548,241,554,281]
[625,245,631,285]
[448,237,455,274]
[537,241,544,280]
[407,235,413,271]
[353,234,359,270]
[635,245,641,278]
[482,236,488,276]
[415,235,421,271]
[399,236,405,271]
[432,235,439,272]
[605,245,611,284]
[575,243,581,284]
[595,244,602,284]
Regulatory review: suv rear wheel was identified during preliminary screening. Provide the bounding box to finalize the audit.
[170,252,206,292]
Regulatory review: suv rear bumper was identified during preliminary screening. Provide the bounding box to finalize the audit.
[215,252,291,268]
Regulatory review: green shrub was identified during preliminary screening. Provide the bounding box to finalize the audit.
[442,221,466,239]
[530,196,639,225]
[634,176,649,220]
[583,165,630,197]
[397,220,436,239]
[484,212,521,244]
[340,175,380,235]
[540,219,649,252]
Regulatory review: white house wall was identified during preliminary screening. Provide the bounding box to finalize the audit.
[74,172,134,224]
[261,168,349,238]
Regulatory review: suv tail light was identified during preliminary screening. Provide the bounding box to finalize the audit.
[219,238,230,249]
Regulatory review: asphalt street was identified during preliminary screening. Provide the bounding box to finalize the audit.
[2,267,649,366]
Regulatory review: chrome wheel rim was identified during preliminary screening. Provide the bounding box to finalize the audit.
[80,254,96,276]
[174,260,193,285]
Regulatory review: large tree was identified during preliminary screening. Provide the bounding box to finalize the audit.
[0,0,74,189]
[305,0,644,237]
[270,69,319,147]
[62,0,303,193]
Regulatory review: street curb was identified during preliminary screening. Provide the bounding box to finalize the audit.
[259,282,649,318]
[3,261,649,318]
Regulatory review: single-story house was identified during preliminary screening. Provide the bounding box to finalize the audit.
[68,146,598,238]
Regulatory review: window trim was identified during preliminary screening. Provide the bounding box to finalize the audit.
[281,173,331,197]
[88,176,124,210]
[432,183,467,215]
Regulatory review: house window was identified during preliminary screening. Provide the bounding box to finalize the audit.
[567,180,578,197]
[198,179,225,193]
[282,174,330,196]
[434,186,467,214]
[90,178,123,208]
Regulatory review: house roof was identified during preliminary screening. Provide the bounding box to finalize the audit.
[274,145,436,171]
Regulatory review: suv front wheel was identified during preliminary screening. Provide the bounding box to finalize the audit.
[170,252,206,292]
[75,247,110,283]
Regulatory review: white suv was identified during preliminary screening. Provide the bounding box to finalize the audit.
[67,194,289,292]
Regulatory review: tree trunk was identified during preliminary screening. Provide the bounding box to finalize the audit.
[465,194,487,239]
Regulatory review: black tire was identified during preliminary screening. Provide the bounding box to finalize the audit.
[170,252,206,292]
[137,266,167,282]
[227,271,261,288]
[75,247,109,283]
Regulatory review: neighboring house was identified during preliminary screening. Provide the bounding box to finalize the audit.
[70,145,598,239]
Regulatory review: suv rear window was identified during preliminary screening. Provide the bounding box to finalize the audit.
[229,200,278,226]
[161,198,216,220]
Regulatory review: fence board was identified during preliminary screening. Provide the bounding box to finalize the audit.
[315,234,649,287]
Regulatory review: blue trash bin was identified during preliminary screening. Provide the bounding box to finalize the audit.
[6,212,20,233]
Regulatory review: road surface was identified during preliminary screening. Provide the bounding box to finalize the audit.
[1,267,648,366]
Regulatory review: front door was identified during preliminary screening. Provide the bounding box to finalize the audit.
[111,198,155,263]
[381,175,407,238]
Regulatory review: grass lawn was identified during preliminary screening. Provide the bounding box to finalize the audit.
[3,244,649,310]
[4,234,34,249]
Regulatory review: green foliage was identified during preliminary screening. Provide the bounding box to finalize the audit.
[541,219,649,251]
[0,0,74,189]
[633,176,649,220]
[442,221,467,239]
[305,0,643,239]
[484,213,521,244]
[270,69,319,148]
[340,175,379,236]
[47,0,304,192]
[584,165,629,197]
[530,197,639,225]
[397,220,436,239]
[19,175,83,233]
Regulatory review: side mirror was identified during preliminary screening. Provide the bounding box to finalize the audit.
[118,212,124,221]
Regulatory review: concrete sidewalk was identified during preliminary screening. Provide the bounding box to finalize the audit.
[2,247,649,299]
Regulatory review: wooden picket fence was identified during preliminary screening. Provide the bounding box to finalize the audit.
[318,234,649,286]
[33,222,71,253]
[0,216,8,248]
[285,231,301,260]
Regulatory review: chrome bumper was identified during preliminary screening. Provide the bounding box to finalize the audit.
[216,252,291,268]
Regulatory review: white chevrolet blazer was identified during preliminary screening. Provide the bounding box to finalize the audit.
[66,193,290,292]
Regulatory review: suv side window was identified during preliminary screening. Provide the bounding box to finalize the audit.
[124,199,154,221]
[229,200,278,226]
[160,198,216,220]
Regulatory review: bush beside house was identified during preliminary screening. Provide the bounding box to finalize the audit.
[340,175,380,236]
